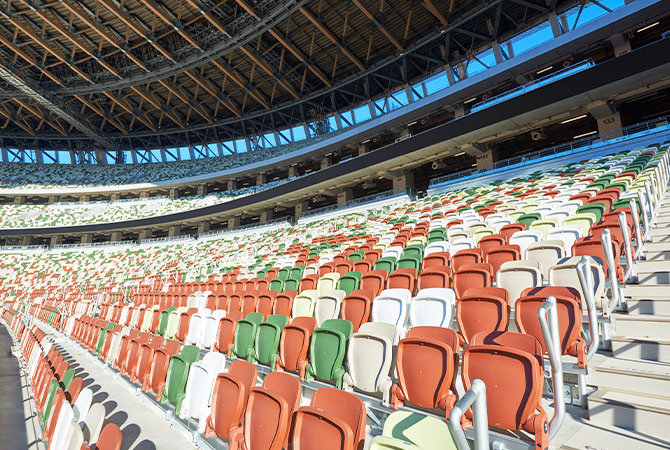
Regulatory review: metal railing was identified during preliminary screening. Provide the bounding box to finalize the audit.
[299,188,413,219]
[429,114,670,188]
[199,216,292,239]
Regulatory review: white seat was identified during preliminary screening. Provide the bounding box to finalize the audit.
[314,290,347,327]
[424,241,449,255]
[82,403,105,445]
[549,256,608,312]
[185,312,206,346]
[382,246,404,260]
[408,288,456,329]
[72,388,93,425]
[509,230,543,257]
[546,226,583,257]
[51,401,75,450]
[179,351,227,432]
[118,305,130,327]
[292,289,319,318]
[316,273,340,295]
[371,288,412,331]
[526,240,566,280]
[342,322,398,405]
[201,310,226,349]
[106,328,130,366]
[449,238,476,253]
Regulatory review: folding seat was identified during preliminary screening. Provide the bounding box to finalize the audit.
[94,323,116,356]
[516,286,587,368]
[291,289,319,318]
[456,287,510,344]
[564,213,598,235]
[66,377,83,405]
[113,330,139,371]
[408,288,456,329]
[43,388,66,445]
[174,308,195,343]
[272,290,297,317]
[269,278,284,293]
[232,313,264,360]
[416,266,452,290]
[249,314,289,367]
[299,274,319,292]
[508,230,542,257]
[422,251,450,270]
[546,226,582,257]
[373,257,397,275]
[360,270,388,297]
[49,399,75,450]
[156,306,175,336]
[337,289,374,333]
[204,360,258,440]
[343,322,397,405]
[578,202,606,222]
[485,244,521,278]
[303,264,319,276]
[177,350,227,428]
[157,345,201,406]
[290,265,305,280]
[573,234,624,282]
[449,238,476,256]
[424,241,449,255]
[201,310,227,349]
[283,277,300,292]
[305,319,353,388]
[461,343,548,449]
[130,335,163,383]
[387,268,417,293]
[240,294,259,317]
[451,248,483,272]
[228,295,243,314]
[228,372,302,450]
[368,410,456,450]
[478,233,507,255]
[353,258,374,274]
[289,387,366,450]
[371,289,411,332]
[391,328,458,416]
[165,307,187,339]
[142,341,181,396]
[335,271,362,296]
[499,222,526,240]
[453,263,494,298]
[314,290,347,327]
[526,240,566,279]
[184,311,207,346]
[72,387,92,423]
[276,316,317,376]
[335,260,354,276]
[216,295,229,311]
[497,258,543,301]
[119,332,150,377]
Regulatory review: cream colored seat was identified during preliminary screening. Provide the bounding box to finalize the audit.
[315,290,347,327]
[496,259,543,303]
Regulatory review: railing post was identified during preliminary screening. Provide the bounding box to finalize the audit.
[638,189,651,242]
[618,211,635,282]
[538,296,565,439]
[600,228,622,311]
[629,198,644,260]
[449,379,489,450]
[644,181,656,222]
[576,256,600,359]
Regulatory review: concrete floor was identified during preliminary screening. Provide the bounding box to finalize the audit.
[39,329,196,450]
[0,324,30,450]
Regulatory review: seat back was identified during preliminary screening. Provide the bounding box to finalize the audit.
[417,266,452,290]
[206,360,258,439]
[214,311,243,354]
[496,260,543,302]
[292,289,318,318]
[345,324,395,396]
[548,256,606,310]
[273,290,297,316]
[526,240,566,279]
[485,244,521,278]
[387,268,417,292]
[315,290,347,327]
[456,287,510,344]
[232,314,263,359]
[409,288,456,328]
[453,263,493,298]
[278,317,317,372]
[371,289,411,329]
[254,315,289,365]
[341,289,375,332]
[368,411,457,450]
[360,270,388,296]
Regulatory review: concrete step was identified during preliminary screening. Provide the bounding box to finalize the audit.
[612,314,670,339]
[622,284,669,299]
[593,358,670,396]
[636,261,670,273]
[627,297,670,315]
[643,242,670,252]
[560,422,670,450]
[644,250,670,261]
[612,335,670,362]
[588,388,670,439]
[637,272,670,285]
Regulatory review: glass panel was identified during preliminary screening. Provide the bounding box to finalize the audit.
[510,22,554,56]
[352,104,372,123]
[234,138,248,152]
[424,72,449,95]
[388,89,408,111]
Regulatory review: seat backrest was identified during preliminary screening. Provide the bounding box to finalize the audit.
[82,402,105,445]
[273,290,297,316]
[214,311,243,354]
[370,411,457,450]
[310,388,367,450]
[526,240,566,279]
[485,244,521,278]
[254,315,289,365]
[496,260,543,303]
[179,351,226,421]
[417,266,453,290]
[314,290,347,327]
[292,289,318,318]
[387,268,417,292]
[456,287,510,344]
[206,360,258,439]
[371,288,411,329]
[341,289,375,332]
[95,423,123,450]
[409,288,456,328]
[451,248,483,272]
[453,263,493,298]
[470,331,543,366]
[278,317,316,372]
[345,326,394,396]
[262,371,302,416]
[360,270,388,296]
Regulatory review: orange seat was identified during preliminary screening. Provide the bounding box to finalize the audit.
[65,376,83,404]
[341,289,375,332]
[318,262,337,277]
[273,290,297,317]
[228,295,243,313]
[516,286,587,368]
[289,388,366,450]
[456,287,510,344]
[405,326,462,394]
[453,263,494,298]
[417,266,453,290]
[96,423,123,450]
[120,332,150,376]
[276,317,316,378]
[391,333,458,419]
[451,248,484,272]
[131,335,163,383]
[335,261,354,275]
[360,270,388,297]
[299,275,319,292]
[214,311,243,356]
[500,223,526,240]
[353,259,373,274]
[422,251,450,269]
[462,343,548,450]
[204,360,258,440]
[241,295,258,317]
[485,244,521,279]
[175,310,196,342]
[572,234,624,282]
[256,292,277,319]
[478,234,507,254]
[388,268,417,292]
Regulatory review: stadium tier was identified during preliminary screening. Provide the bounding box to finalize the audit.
[1,0,670,449]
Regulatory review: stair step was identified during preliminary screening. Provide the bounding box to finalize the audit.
[612,336,670,362]
[560,422,670,450]
[643,242,670,252]
[636,261,670,273]
[627,297,670,315]
[644,251,670,261]
[622,284,669,299]
[612,314,670,339]
[593,358,670,396]
[588,388,670,439]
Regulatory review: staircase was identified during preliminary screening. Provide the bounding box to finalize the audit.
[585,195,670,442]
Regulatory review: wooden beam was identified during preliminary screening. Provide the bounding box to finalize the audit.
[184,70,241,117]
[422,0,448,26]
[299,6,365,71]
[238,46,300,100]
[0,32,63,85]
[268,29,331,87]
[351,0,403,51]
[135,0,200,49]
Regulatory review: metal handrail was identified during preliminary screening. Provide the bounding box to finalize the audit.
[600,228,622,312]
[449,379,489,450]
[576,256,600,361]
[538,296,565,440]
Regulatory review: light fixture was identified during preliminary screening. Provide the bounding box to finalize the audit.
[637,22,659,32]
[407,121,418,126]
[471,163,478,167]
[463,97,477,104]
[454,151,465,157]
[573,130,597,139]
[561,114,588,124]
[536,66,553,75]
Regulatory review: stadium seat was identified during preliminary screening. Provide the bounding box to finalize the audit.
[408,288,456,329]
[249,314,289,367]
[453,263,494,298]
[371,289,411,332]
[305,319,353,388]
[276,316,317,377]
[178,352,227,431]
[232,313,264,360]
[368,411,457,450]
[315,290,347,326]
[496,260,543,302]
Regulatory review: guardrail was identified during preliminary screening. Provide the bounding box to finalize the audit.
[429,114,670,188]
[300,188,413,219]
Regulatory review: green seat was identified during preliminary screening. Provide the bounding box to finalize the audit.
[39,378,59,428]
[336,271,362,296]
[402,245,424,261]
[397,257,420,271]
[94,322,115,355]
[284,277,300,291]
[368,411,458,450]
[269,278,284,293]
[577,202,606,222]
[348,251,365,263]
[290,265,305,280]
[518,213,541,228]
[249,314,289,367]
[157,307,176,336]
[612,198,641,217]
[275,268,290,281]
[305,319,353,388]
[60,368,75,391]
[232,312,264,359]
[373,257,397,275]
[160,345,200,407]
